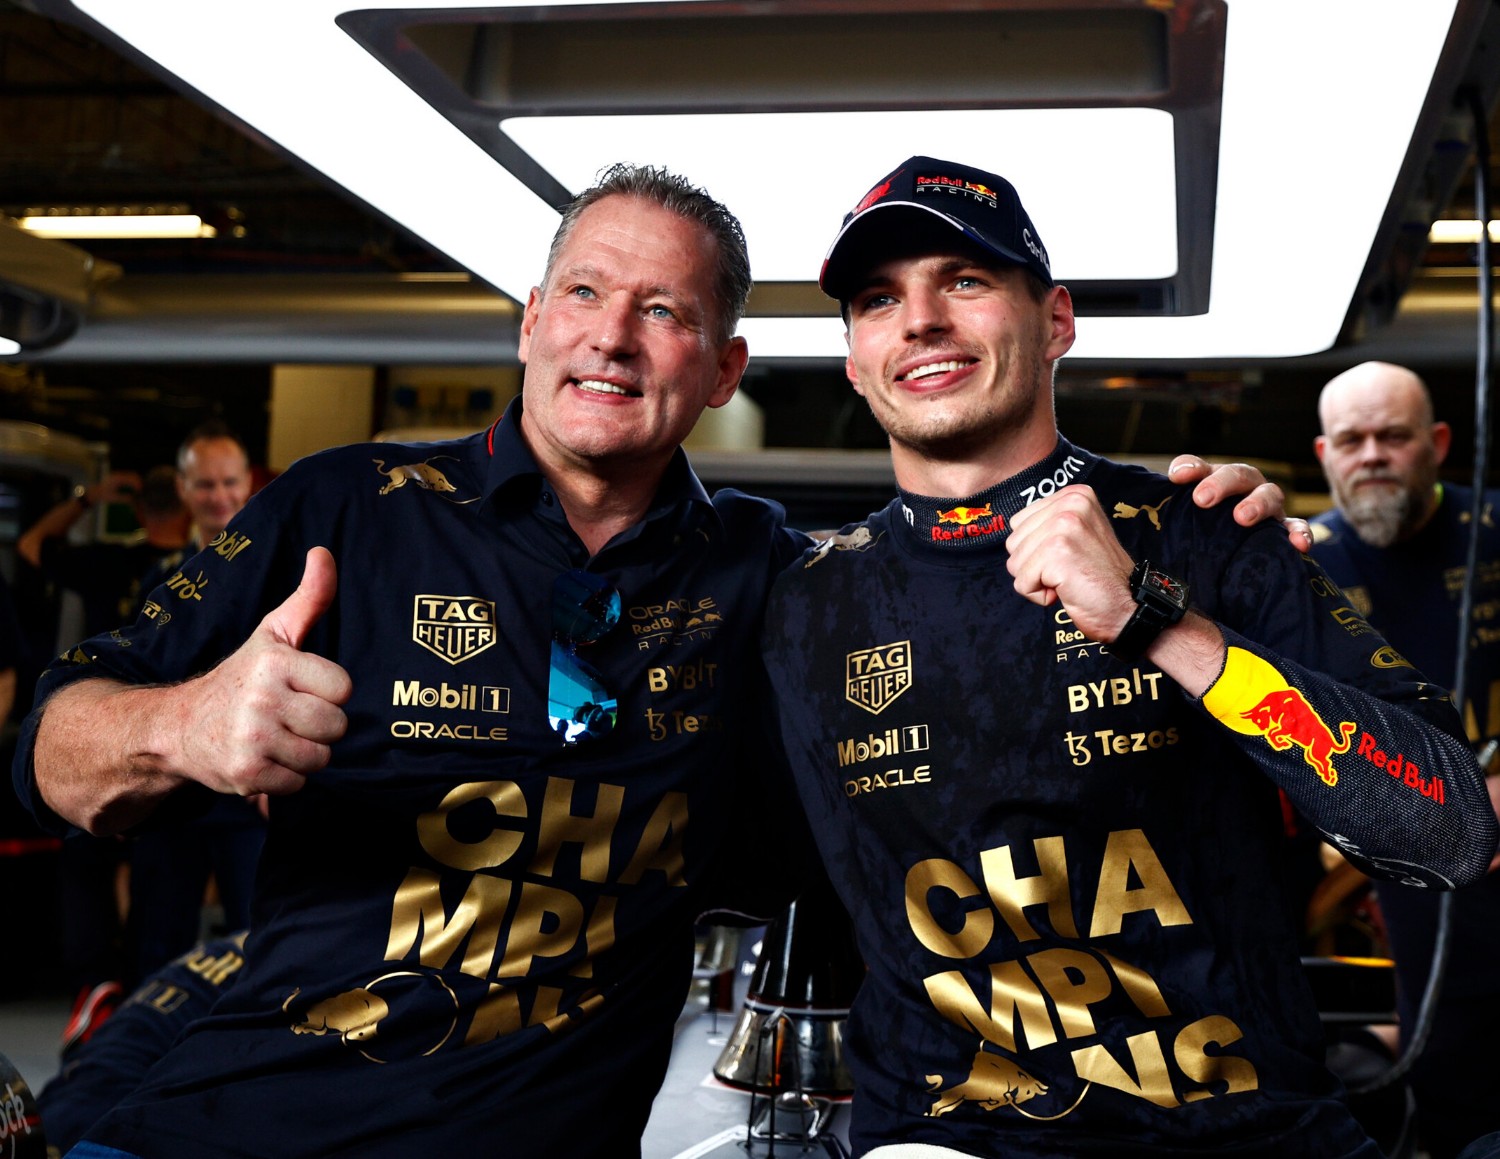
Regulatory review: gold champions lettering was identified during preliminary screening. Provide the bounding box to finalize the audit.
[385,776,687,1046]
[909,828,1257,1111]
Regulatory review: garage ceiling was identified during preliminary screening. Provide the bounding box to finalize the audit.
[1,0,1498,488]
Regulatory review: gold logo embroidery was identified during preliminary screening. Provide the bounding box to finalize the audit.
[846,640,911,714]
[412,595,496,665]
[373,457,479,503]
[1111,494,1173,530]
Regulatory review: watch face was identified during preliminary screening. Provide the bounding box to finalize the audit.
[1145,570,1187,604]
[1140,563,1188,611]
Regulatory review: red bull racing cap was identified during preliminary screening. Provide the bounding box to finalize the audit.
[819,156,1053,302]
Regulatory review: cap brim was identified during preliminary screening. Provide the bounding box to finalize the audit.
[819,201,1042,301]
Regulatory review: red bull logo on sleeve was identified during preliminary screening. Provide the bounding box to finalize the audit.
[1203,648,1357,788]
[1356,732,1446,803]
[1236,686,1356,785]
[1240,689,1355,787]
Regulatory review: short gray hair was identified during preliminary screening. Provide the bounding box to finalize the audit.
[543,163,751,345]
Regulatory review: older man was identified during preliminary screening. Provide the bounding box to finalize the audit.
[15,163,1290,1159]
[15,164,810,1159]
[759,157,1498,1158]
[1312,360,1500,1159]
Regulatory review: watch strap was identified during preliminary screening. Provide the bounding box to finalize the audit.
[1112,560,1189,660]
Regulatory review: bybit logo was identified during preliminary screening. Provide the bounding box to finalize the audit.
[392,681,509,713]
[838,724,930,767]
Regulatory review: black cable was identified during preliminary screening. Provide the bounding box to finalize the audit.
[1353,83,1494,1096]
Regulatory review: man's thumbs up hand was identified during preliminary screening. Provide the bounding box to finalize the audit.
[182,547,352,797]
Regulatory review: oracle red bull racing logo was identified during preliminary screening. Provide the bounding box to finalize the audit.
[1241,688,1356,787]
[916,173,1000,207]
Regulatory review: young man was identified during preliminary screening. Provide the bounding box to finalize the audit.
[1312,360,1500,1159]
[13,163,1291,1159]
[759,157,1499,1158]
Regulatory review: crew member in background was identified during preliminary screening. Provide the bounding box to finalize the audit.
[760,156,1499,1159]
[17,464,189,1054]
[18,467,189,640]
[128,420,266,984]
[135,420,254,599]
[1312,359,1500,1159]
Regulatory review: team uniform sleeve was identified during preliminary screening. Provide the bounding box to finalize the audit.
[1191,522,1497,888]
[10,468,317,834]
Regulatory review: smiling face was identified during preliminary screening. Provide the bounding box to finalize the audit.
[842,244,1075,488]
[517,194,748,479]
[178,435,251,542]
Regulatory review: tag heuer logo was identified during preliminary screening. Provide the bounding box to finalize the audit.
[413,595,496,665]
[846,640,911,714]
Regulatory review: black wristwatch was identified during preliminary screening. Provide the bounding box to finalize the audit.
[1111,559,1189,660]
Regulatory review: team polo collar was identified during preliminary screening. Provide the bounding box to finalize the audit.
[897,435,1099,552]
[483,397,721,534]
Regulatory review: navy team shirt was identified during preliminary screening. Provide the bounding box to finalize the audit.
[761,437,1497,1159]
[14,399,807,1158]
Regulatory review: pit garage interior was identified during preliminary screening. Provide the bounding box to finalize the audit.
[1,1,1500,1155]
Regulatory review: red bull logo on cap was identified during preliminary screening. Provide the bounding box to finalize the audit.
[853,177,894,215]
[916,173,1001,206]
[1241,689,1355,787]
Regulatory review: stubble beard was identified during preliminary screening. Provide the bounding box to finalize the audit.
[872,346,1049,466]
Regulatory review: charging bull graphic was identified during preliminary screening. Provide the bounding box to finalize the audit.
[372,457,478,503]
[291,988,389,1045]
[936,504,994,526]
[1241,688,1356,786]
[927,1048,1050,1117]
